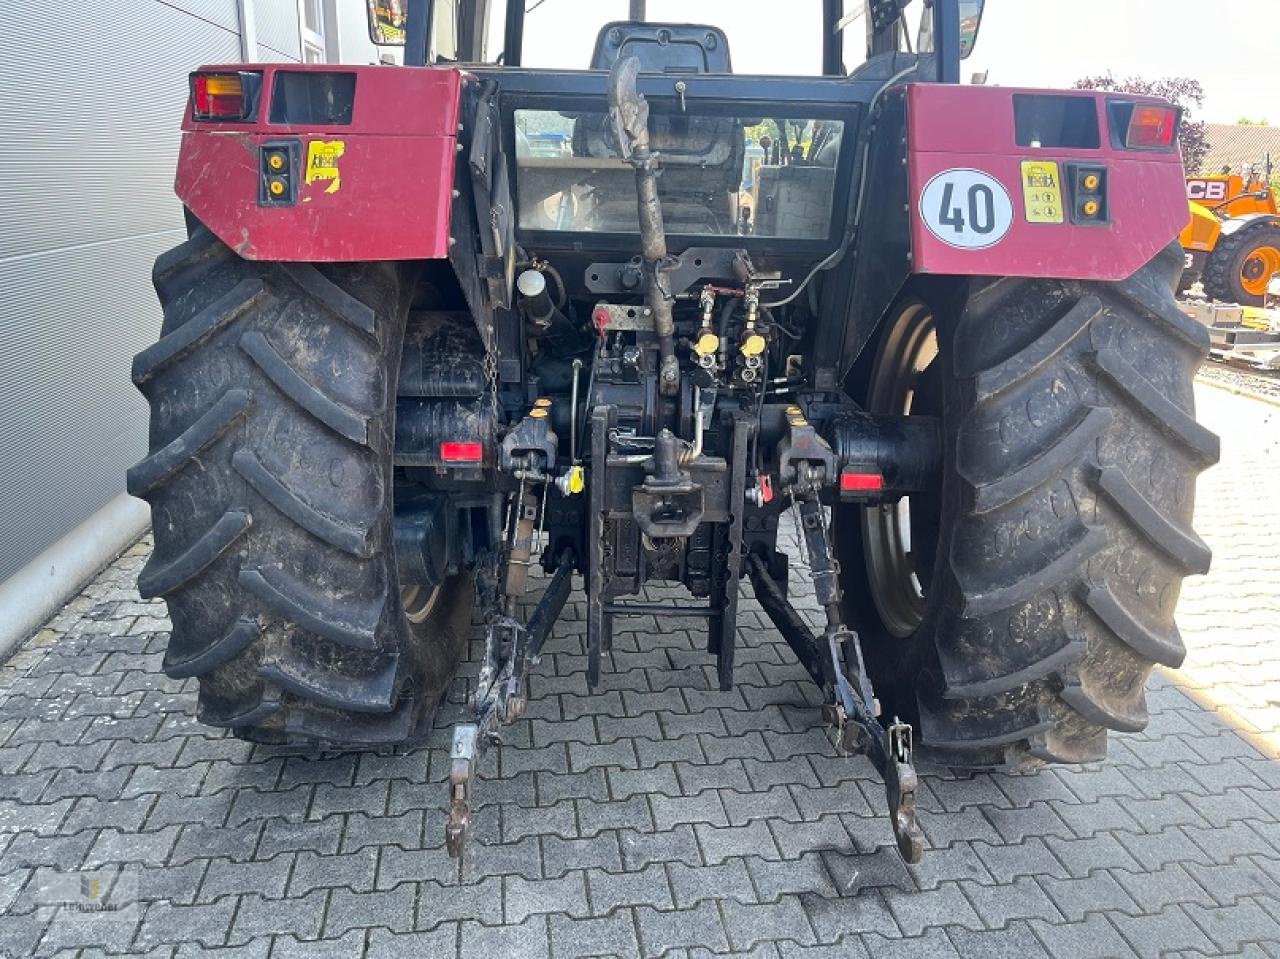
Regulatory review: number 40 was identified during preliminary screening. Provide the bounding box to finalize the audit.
[939,181,997,235]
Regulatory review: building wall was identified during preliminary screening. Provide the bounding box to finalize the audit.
[0,0,381,648]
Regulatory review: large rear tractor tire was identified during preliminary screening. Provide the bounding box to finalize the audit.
[1202,217,1280,306]
[836,242,1220,768]
[129,227,472,748]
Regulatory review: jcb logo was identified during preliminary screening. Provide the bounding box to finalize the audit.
[1187,179,1229,202]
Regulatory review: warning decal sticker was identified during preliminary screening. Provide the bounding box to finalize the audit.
[305,140,345,194]
[1020,160,1065,224]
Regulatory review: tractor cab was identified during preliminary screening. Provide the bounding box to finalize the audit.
[366,0,984,252]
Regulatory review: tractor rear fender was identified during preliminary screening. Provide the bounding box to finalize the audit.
[905,84,1188,281]
[174,64,463,262]
[820,83,1188,389]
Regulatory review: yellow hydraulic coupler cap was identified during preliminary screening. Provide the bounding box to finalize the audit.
[740,333,766,357]
[1082,199,1100,217]
[267,152,287,171]
[533,397,552,408]
[1082,173,1100,191]
[785,406,803,416]
[556,465,585,496]
[268,178,287,196]
[693,332,720,356]
[529,408,548,419]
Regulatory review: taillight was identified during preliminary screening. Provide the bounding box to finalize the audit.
[191,71,261,121]
[1125,104,1179,150]
[1106,99,1181,153]
[839,471,884,493]
[439,441,484,464]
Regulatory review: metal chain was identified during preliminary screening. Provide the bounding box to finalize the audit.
[482,339,501,429]
[483,320,504,593]
[535,476,549,555]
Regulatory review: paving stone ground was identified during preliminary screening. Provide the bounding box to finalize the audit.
[1,382,1278,959]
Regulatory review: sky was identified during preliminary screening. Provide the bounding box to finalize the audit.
[965,0,1280,125]
[501,0,1280,125]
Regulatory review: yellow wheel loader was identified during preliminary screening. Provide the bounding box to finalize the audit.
[1180,169,1280,305]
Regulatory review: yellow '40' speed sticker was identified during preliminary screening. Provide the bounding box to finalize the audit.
[1020,160,1064,224]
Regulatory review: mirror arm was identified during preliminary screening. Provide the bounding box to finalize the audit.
[821,0,844,76]
[933,0,960,83]
[406,0,433,66]
[503,0,525,66]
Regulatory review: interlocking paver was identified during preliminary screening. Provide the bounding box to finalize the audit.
[504,871,591,923]
[1037,869,1141,922]
[635,900,729,955]
[947,919,1052,959]
[228,890,327,944]
[1183,897,1280,955]
[2,383,1278,958]
[135,898,237,950]
[548,909,639,959]
[198,856,293,904]
[324,884,417,936]
[585,862,672,912]
[1027,913,1138,959]
[367,924,458,959]
[1108,904,1218,959]
[667,858,756,909]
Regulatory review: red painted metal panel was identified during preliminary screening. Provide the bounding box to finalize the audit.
[179,64,462,136]
[906,84,1187,281]
[176,65,462,262]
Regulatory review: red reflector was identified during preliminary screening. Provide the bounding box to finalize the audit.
[191,72,257,121]
[840,471,884,492]
[440,441,483,463]
[1127,105,1178,149]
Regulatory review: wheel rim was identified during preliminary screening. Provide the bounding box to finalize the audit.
[400,584,442,624]
[1240,245,1280,297]
[860,302,940,638]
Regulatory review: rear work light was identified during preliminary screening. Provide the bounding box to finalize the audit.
[191,71,261,121]
[1125,104,1179,150]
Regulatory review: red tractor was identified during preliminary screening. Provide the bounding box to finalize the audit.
[130,0,1219,862]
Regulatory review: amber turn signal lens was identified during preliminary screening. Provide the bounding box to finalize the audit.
[192,71,260,121]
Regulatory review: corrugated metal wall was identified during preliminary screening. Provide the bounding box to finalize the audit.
[0,0,385,593]
[0,2,266,584]
[256,1,305,60]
